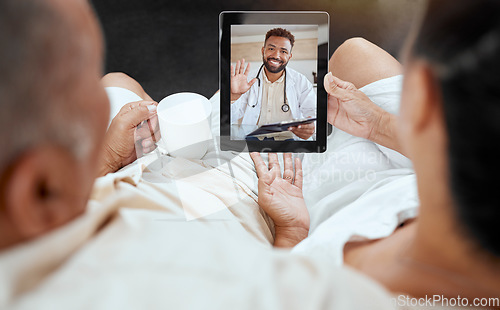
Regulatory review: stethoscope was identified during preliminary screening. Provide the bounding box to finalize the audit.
[248,63,290,113]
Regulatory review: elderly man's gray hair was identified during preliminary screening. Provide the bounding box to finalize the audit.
[0,0,95,173]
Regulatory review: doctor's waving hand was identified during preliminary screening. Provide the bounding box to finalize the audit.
[230,59,257,101]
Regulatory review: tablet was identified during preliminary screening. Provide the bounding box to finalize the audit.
[219,11,329,153]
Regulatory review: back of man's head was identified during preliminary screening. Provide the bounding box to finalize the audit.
[0,0,109,249]
[0,0,100,170]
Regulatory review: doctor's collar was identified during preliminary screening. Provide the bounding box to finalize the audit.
[263,69,285,84]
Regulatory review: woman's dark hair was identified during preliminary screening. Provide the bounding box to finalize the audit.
[412,0,500,256]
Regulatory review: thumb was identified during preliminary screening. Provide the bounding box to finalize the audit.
[122,104,158,129]
[248,78,258,88]
[324,72,356,98]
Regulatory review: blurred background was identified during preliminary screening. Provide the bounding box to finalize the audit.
[91,0,424,101]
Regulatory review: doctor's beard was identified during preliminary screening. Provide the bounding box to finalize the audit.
[263,56,288,74]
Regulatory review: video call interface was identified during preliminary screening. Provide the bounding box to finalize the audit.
[229,24,319,142]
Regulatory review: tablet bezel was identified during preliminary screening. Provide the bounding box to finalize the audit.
[219,11,329,153]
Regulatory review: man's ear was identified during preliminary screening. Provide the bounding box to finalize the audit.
[2,145,84,240]
[407,61,444,134]
[261,46,265,56]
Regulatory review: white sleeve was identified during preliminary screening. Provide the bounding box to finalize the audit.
[298,79,316,118]
[230,91,250,125]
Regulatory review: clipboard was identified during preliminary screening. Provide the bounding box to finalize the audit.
[246,118,317,137]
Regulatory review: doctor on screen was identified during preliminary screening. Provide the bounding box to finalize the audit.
[230,28,316,141]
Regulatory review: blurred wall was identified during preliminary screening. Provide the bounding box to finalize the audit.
[91,0,424,100]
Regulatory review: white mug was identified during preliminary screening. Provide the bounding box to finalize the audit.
[156,92,212,160]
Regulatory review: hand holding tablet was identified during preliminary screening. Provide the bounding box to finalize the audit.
[288,122,315,140]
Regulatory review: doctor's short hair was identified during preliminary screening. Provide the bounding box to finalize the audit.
[265,28,295,49]
[0,0,93,176]
[412,0,500,256]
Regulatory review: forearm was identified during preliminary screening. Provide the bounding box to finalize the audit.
[370,111,407,157]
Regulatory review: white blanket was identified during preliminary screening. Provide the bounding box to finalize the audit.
[106,78,419,268]
[293,75,419,264]
[0,148,396,310]
[0,77,418,309]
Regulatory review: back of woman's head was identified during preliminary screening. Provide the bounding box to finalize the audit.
[412,0,500,256]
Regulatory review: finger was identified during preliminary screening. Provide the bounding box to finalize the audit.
[293,123,315,134]
[291,127,315,135]
[147,114,161,142]
[145,144,158,154]
[121,103,158,129]
[244,61,251,76]
[116,100,156,116]
[146,119,158,143]
[135,126,150,140]
[135,117,158,141]
[235,60,241,76]
[153,125,161,142]
[268,153,280,172]
[129,100,157,108]
[135,122,159,140]
[142,138,154,148]
[294,157,303,190]
[282,153,294,183]
[148,143,158,152]
[297,123,315,130]
[240,59,245,74]
[269,166,280,182]
[250,152,268,178]
[142,145,155,154]
[294,131,315,140]
[148,114,160,132]
[290,128,315,140]
[258,170,278,208]
[231,65,235,77]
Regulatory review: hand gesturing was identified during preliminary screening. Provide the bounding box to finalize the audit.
[230,59,258,101]
[250,152,310,248]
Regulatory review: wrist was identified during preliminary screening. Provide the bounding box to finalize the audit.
[98,144,121,177]
[274,225,309,248]
[230,93,242,101]
[370,111,403,155]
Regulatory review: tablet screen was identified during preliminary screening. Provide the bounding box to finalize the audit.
[219,12,329,153]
